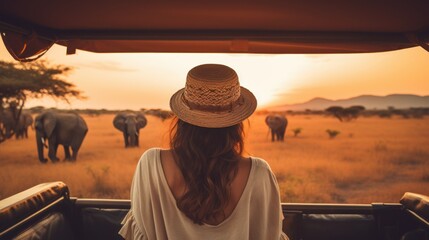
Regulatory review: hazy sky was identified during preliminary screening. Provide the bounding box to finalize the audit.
[1,39,428,110]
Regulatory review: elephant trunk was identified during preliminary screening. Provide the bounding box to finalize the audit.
[129,133,137,147]
[36,131,48,163]
[127,119,138,147]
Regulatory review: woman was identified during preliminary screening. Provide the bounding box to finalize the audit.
[119,64,288,240]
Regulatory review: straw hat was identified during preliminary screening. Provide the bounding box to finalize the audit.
[170,64,257,128]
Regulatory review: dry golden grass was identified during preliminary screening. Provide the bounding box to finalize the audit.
[1,113,428,204]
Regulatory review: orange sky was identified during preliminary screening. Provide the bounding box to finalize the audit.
[1,40,428,110]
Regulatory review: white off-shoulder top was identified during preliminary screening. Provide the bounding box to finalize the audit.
[119,148,288,240]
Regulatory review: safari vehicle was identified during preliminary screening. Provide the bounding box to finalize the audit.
[1,1,429,240]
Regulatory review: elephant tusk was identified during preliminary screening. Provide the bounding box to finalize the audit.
[135,131,139,136]
[41,138,48,148]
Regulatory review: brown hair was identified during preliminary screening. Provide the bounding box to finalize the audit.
[170,117,245,225]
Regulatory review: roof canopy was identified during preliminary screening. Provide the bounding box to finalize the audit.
[1,1,429,61]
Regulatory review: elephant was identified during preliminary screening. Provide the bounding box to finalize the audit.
[35,111,88,163]
[265,114,288,142]
[0,108,15,139]
[113,112,147,148]
[0,107,31,140]
[16,111,33,139]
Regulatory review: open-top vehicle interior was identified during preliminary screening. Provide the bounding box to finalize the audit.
[0,182,428,240]
[1,1,429,239]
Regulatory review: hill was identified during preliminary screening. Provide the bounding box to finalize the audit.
[268,94,429,111]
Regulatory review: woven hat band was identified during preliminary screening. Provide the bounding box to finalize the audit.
[183,74,241,108]
[182,94,245,112]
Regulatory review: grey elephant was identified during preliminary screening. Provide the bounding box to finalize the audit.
[113,112,147,148]
[0,108,15,139]
[265,114,288,142]
[0,108,31,140]
[35,111,88,163]
[16,111,33,139]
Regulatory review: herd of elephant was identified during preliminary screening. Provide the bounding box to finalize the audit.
[0,110,34,140]
[1,110,148,164]
[1,109,287,163]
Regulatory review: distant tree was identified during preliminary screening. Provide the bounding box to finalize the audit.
[325,105,365,122]
[145,109,174,121]
[343,105,365,121]
[0,60,84,143]
[378,111,392,118]
[325,106,345,122]
[292,128,302,137]
[326,129,340,139]
[409,108,426,119]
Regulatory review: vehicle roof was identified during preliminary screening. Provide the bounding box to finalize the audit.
[1,1,429,61]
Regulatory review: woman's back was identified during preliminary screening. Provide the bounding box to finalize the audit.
[160,149,252,226]
[120,148,286,240]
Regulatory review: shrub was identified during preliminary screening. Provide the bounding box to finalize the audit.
[326,129,340,139]
[292,128,302,137]
[86,165,115,197]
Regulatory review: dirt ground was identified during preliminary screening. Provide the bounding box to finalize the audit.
[1,113,428,203]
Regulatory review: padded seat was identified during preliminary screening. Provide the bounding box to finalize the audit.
[14,212,74,240]
[400,192,429,223]
[0,182,70,240]
[400,192,429,240]
[79,208,128,240]
[301,214,376,240]
[0,182,69,235]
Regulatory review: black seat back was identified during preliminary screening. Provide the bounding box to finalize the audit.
[0,182,72,240]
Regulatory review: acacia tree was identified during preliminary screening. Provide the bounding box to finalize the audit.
[325,105,365,122]
[0,60,84,143]
[325,106,344,122]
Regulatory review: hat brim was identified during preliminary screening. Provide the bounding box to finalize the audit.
[170,87,257,128]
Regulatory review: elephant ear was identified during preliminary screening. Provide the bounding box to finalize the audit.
[43,112,57,138]
[266,115,283,129]
[113,114,126,131]
[136,114,147,129]
[265,116,270,125]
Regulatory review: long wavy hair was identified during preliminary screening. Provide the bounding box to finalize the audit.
[170,117,245,225]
